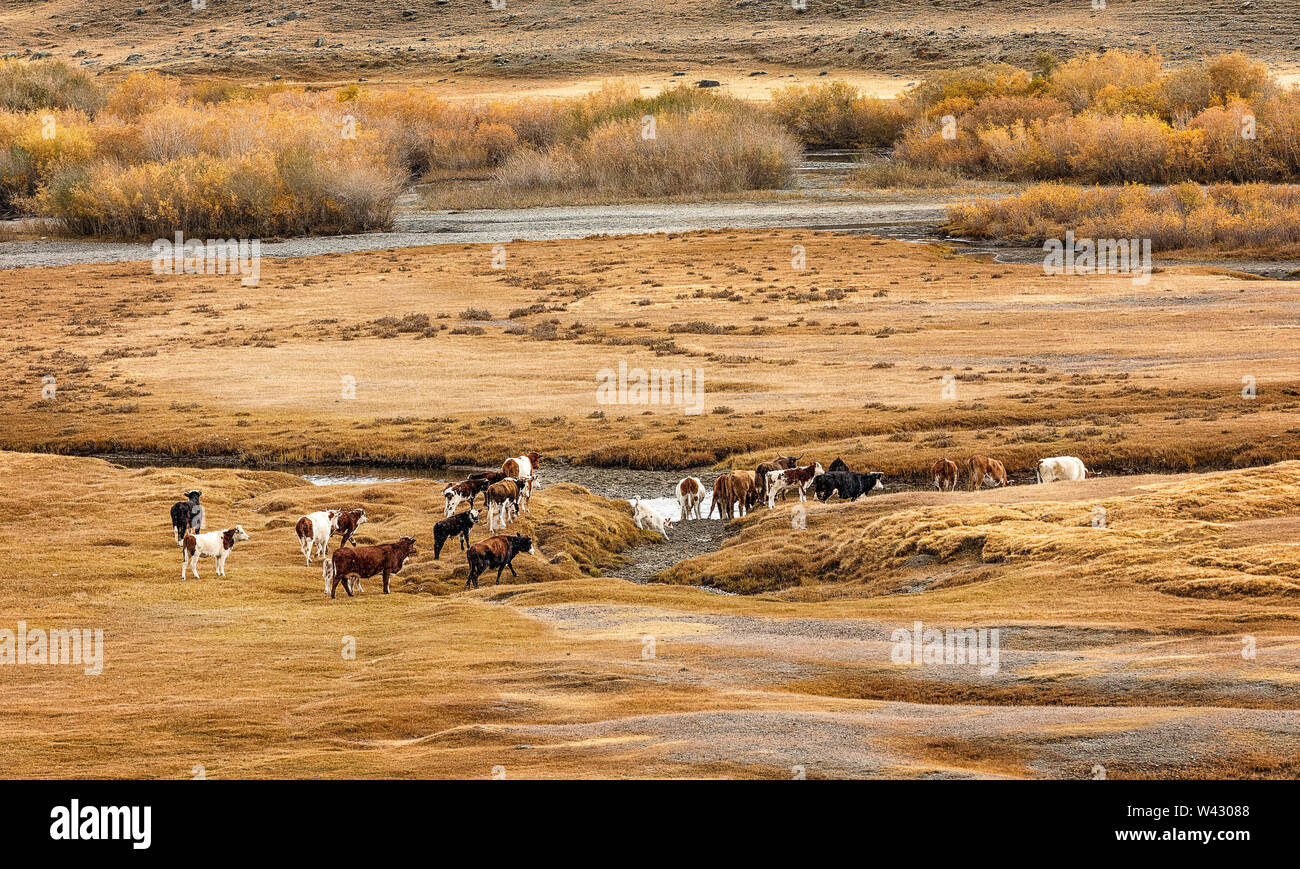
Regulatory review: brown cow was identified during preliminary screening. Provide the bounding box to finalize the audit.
[709,471,757,520]
[709,475,734,520]
[931,458,958,492]
[967,456,1008,490]
[465,533,536,589]
[754,454,800,504]
[323,536,416,598]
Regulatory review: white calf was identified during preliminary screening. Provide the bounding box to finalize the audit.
[182,526,250,580]
[676,476,704,521]
[295,510,339,565]
[1035,456,1089,483]
[629,498,673,541]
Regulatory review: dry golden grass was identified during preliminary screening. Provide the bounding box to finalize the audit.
[2,230,1298,480]
[659,463,1300,602]
[3,452,1300,778]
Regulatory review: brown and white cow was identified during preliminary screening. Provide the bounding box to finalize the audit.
[501,453,540,507]
[444,472,506,517]
[485,478,525,532]
[967,456,1008,490]
[754,454,800,504]
[182,526,250,581]
[323,536,416,597]
[295,509,340,565]
[676,476,704,522]
[931,458,958,492]
[765,463,824,509]
[332,508,367,548]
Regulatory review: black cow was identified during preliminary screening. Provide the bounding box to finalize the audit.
[434,509,479,559]
[827,457,851,473]
[170,489,204,546]
[465,533,536,589]
[814,471,884,502]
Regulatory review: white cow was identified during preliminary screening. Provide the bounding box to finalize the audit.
[295,510,339,565]
[182,526,250,580]
[1035,456,1090,483]
[676,476,704,521]
[629,498,673,540]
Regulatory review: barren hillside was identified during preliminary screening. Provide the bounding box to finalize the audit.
[4,0,1299,85]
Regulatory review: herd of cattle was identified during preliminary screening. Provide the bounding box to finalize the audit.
[165,450,1092,596]
[643,453,1093,538]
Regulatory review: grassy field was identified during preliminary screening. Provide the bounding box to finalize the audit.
[3,229,1298,480]
[2,451,1299,778]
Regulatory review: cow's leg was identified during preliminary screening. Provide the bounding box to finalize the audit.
[382,568,391,594]
[496,564,506,584]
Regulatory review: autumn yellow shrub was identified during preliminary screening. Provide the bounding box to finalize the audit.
[0,59,102,114]
[944,182,1300,254]
[0,110,95,212]
[1048,50,1165,112]
[103,72,179,121]
[492,108,798,199]
[902,63,1036,113]
[771,82,909,147]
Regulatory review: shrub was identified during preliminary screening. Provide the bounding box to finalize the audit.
[0,60,103,114]
[1047,50,1165,112]
[943,182,1300,254]
[492,108,798,198]
[771,82,909,147]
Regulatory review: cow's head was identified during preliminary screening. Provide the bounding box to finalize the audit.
[467,509,480,524]
[223,526,250,548]
[354,509,368,526]
[779,454,800,469]
[185,489,202,502]
[810,462,824,476]
[399,536,417,555]
[511,534,536,557]
[867,473,885,491]
[525,452,541,466]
